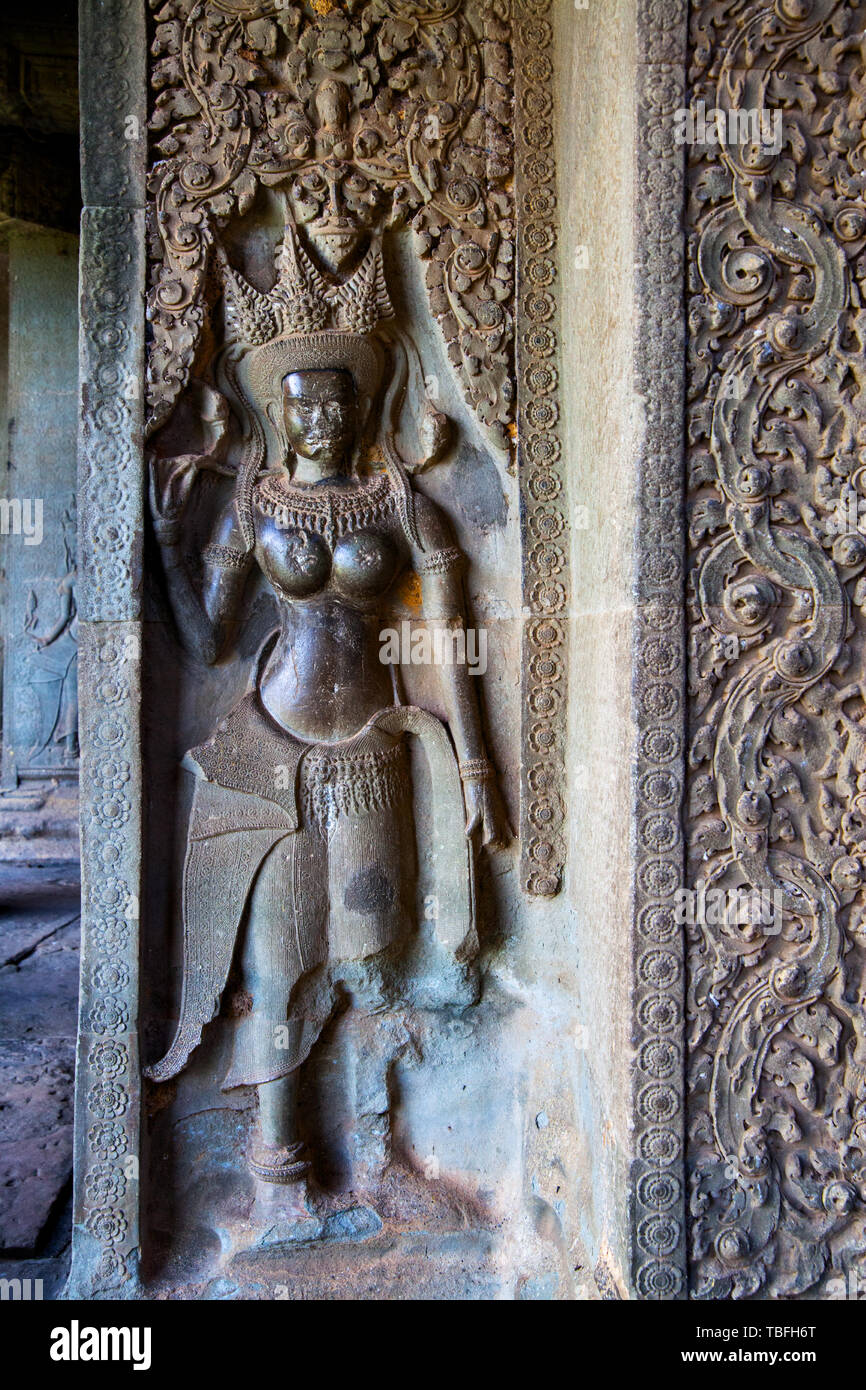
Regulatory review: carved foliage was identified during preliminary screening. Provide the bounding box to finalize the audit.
[145,0,514,447]
[686,0,866,1299]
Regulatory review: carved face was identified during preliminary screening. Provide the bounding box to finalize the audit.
[285,78,387,274]
[282,370,357,473]
[288,163,384,273]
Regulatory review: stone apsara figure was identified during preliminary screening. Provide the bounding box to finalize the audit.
[145,311,507,1202]
[23,541,79,766]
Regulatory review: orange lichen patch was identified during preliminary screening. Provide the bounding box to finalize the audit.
[358,443,383,468]
[313,0,336,14]
[507,421,517,439]
[396,571,423,610]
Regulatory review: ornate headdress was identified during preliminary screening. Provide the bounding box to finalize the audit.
[219,219,396,550]
[222,221,394,345]
[245,331,383,421]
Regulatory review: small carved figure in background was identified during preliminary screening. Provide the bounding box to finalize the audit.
[23,517,78,765]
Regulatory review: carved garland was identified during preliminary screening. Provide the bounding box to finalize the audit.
[631,0,689,1301]
[686,0,866,1299]
[515,0,568,898]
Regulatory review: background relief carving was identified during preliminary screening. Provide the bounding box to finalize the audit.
[686,0,866,1299]
[146,0,514,449]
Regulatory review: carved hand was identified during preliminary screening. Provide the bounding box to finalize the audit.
[148,454,202,540]
[463,774,510,848]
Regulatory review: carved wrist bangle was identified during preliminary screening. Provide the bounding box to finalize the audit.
[459,757,493,783]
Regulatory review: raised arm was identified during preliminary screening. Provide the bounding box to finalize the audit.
[413,491,509,847]
[149,454,253,665]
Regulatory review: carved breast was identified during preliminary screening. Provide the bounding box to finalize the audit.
[256,517,398,603]
[331,530,398,599]
[260,527,331,598]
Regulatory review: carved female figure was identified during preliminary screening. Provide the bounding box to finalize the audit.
[24,555,78,765]
[145,327,505,1202]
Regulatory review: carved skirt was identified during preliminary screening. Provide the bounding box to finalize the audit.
[145,695,474,1090]
[222,723,414,1088]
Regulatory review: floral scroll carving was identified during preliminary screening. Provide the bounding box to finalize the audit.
[686,0,866,1298]
[146,0,514,449]
[515,0,568,898]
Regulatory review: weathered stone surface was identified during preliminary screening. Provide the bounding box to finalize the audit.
[68,1,147,1300]
[0,863,79,1253]
[0,227,79,791]
[66,0,693,1304]
[0,784,79,862]
[60,0,866,1305]
[72,0,593,1304]
[0,1042,75,1252]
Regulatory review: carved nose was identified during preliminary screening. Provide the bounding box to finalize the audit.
[325,174,343,218]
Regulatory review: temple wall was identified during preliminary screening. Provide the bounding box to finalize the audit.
[62,0,866,1303]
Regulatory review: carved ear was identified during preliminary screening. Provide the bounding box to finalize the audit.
[378,334,453,472]
[380,335,409,437]
[356,391,374,434]
[265,399,288,457]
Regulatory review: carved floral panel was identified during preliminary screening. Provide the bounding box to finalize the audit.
[686,0,866,1299]
[146,0,515,448]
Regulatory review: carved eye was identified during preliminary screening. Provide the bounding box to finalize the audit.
[344,173,368,195]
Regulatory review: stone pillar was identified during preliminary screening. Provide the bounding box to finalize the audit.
[553,0,688,1300]
[67,0,146,1298]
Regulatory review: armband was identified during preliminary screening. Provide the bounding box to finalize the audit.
[459,757,493,783]
[417,546,464,576]
[201,543,250,570]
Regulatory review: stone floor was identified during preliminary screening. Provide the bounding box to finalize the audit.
[0,860,80,1298]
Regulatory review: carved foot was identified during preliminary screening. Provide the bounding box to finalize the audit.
[226,1173,322,1256]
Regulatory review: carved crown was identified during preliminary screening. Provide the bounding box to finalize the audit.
[222,222,394,347]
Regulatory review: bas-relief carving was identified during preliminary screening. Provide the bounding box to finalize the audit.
[21,511,79,768]
[69,0,571,1298]
[631,0,689,1302]
[141,0,517,1227]
[2,507,79,784]
[686,0,866,1298]
[145,0,514,448]
[514,1,568,899]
